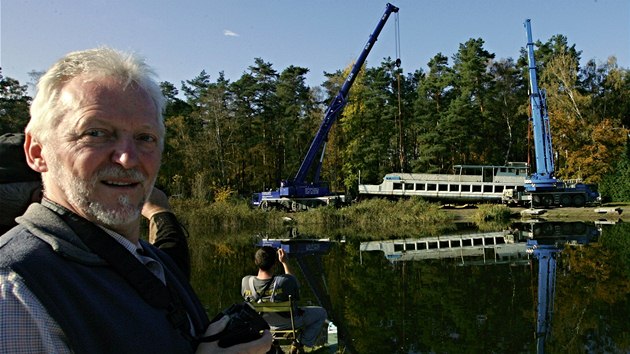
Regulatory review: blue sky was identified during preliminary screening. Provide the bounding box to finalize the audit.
[2,0,629,93]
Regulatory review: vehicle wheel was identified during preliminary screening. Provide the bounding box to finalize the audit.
[560,195,572,207]
[532,195,542,208]
[572,194,586,207]
[572,222,587,235]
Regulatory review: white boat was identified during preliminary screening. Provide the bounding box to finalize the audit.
[358,162,528,203]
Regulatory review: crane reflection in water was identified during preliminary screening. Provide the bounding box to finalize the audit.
[360,220,605,353]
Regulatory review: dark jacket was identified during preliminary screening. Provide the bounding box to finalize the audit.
[0,203,209,354]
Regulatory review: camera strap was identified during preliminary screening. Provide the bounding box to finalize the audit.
[44,200,194,341]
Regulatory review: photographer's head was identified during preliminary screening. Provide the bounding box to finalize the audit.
[254,246,278,271]
[24,47,166,240]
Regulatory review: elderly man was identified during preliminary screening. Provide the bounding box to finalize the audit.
[0,47,271,353]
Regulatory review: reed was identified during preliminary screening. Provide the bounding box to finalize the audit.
[471,204,512,226]
[170,197,460,241]
[289,198,456,239]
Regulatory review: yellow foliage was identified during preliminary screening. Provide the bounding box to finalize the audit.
[213,186,235,202]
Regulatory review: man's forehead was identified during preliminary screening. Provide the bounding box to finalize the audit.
[59,76,143,103]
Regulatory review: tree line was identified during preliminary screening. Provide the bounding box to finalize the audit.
[2,34,630,202]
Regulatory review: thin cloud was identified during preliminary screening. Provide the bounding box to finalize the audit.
[223,30,240,37]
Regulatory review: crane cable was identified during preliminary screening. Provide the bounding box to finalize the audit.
[394,12,404,170]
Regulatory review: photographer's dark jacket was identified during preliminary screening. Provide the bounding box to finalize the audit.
[0,202,209,354]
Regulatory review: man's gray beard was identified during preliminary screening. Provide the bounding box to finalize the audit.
[47,157,150,227]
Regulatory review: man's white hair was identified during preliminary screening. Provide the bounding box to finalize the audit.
[27,47,165,145]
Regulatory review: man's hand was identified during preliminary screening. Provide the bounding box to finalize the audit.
[277,248,293,275]
[196,315,273,354]
[277,248,288,264]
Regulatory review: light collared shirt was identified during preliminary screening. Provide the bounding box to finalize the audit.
[0,227,166,353]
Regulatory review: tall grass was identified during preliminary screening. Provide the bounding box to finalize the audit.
[170,197,465,242]
[471,204,513,231]
[172,199,271,231]
[290,197,456,239]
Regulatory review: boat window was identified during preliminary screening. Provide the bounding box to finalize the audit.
[416,183,425,191]
[473,238,483,246]
[483,185,492,193]
[496,238,506,245]
[427,184,436,191]
[417,242,427,250]
[439,240,449,248]
[450,184,460,192]
[428,241,438,249]
[472,185,481,192]
[462,239,472,247]
[451,239,461,247]
[406,243,416,251]
[405,183,414,190]
[495,185,504,192]
[385,175,401,180]
[461,185,471,192]
[394,244,404,252]
[438,184,448,191]
[393,183,402,190]
[486,237,495,245]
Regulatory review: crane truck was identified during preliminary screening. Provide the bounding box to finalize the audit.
[251,3,400,211]
[502,19,600,208]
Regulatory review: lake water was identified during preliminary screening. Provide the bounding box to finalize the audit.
[190,220,630,354]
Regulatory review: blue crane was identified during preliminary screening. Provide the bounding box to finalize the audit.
[504,20,600,208]
[524,19,556,189]
[252,3,400,211]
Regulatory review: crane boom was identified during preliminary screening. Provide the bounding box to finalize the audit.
[252,3,399,211]
[524,19,556,188]
[294,3,399,185]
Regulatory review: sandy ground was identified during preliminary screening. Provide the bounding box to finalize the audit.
[442,203,628,223]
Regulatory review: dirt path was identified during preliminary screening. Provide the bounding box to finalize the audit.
[443,204,628,223]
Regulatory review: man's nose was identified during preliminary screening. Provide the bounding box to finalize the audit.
[112,138,139,168]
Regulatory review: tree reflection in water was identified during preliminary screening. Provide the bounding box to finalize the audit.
[188,221,630,353]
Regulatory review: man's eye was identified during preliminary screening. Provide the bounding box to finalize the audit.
[138,134,157,143]
[85,130,106,137]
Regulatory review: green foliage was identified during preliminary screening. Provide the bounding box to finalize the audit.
[0,72,31,133]
[600,149,630,202]
[4,34,630,198]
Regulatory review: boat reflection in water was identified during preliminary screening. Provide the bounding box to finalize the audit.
[360,230,530,265]
[360,220,606,353]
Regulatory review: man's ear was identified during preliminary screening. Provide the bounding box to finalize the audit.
[24,133,48,173]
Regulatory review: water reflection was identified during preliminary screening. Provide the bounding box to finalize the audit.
[190,221,630,353]
[357,220,627,353]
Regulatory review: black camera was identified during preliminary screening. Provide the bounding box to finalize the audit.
[204,302,270,348]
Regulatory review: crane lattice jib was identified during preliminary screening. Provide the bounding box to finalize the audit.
[524,19,555,179]
[292,3,399,185]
